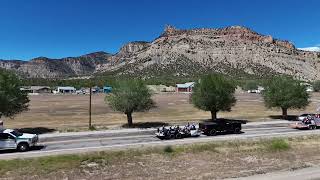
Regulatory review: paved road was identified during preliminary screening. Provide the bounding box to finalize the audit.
[1,121,320,160]
[231,166,320,180]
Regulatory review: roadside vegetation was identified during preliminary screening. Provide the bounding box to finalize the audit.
[2,136,320,179]
[0,69,29,119]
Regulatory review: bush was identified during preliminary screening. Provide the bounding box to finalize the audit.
[266,139,290,151]
[163,146,174,154]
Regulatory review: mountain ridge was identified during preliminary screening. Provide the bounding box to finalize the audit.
[1,25,320,80]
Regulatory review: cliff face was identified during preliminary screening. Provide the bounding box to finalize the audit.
[0,52,111,78]
[99,25,320,80]
[1,26,320,80]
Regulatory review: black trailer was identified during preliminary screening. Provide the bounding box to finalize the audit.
[199,119,247,136]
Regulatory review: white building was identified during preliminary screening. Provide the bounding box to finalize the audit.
[56,86,76,94]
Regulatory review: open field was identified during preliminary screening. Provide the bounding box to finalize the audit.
[4,92,320,131]
[1,135,320,180]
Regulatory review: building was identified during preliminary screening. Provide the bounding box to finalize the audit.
[103,86,112,93]
[20,86,51,94]
[57,86,76,94]
[176,82,195,93]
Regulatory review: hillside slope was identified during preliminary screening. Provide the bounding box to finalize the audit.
[99,26,320,81]
[1,26,320,80]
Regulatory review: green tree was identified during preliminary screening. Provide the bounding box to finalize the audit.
[0,69,29,119]
[312,80,320,92]
[263,76,309,119]
[191,74,237,120]
[105,80,155,127]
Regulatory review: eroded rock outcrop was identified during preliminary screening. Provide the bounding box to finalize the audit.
[1,25,320,80]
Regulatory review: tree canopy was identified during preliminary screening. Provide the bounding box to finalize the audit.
[0,69,29,119]
[105,80,155,127]
[263,76,310,119]
[191,74,237,120]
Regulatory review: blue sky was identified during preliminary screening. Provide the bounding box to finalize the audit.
[0,0,319,60]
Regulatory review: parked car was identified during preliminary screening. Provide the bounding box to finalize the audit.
[0,129,38,152]
[76,90,85,95]
[199,119,247,136]
[247,89,261,94]
[297,114,316,121]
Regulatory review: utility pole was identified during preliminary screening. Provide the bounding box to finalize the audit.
[89,86,92,129]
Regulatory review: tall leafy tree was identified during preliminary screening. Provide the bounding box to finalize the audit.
[105,80,155,127]
[0,69,29,119]
[191,74,237,120]
[263,76,309,119]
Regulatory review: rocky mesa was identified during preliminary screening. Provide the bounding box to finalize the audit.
[1,25,320,80]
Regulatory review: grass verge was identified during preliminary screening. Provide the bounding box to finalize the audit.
[2,135,320,179]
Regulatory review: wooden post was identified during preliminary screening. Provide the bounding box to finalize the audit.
[89,87,92,129]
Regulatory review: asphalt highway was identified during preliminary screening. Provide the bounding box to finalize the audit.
[1,121,320,160]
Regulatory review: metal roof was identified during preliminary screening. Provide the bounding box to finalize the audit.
[57,86,76,90]
[176,82,195,88]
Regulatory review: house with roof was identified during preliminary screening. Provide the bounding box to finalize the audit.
[20,86,51,94]
[176,82,195,93]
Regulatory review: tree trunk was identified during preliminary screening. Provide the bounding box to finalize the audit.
[211,110,217,121]
[282,108,288,120]
[126,112,133,127]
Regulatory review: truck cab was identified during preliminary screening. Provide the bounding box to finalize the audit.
[0,129,38,152]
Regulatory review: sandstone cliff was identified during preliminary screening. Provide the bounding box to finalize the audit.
[1,26,320,80]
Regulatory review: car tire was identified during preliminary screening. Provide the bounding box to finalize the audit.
[169,134,175,139]
[234,127,241,134]
[17,143,29,152]
[175,133,182,139]
[209,129,217,136]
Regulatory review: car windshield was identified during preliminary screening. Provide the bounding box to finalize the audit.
[10,130,23,137]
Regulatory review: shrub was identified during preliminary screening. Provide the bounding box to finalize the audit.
[163,146,174,154]
[266,139,290,151]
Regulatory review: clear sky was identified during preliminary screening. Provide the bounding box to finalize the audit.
[0,0,319,60]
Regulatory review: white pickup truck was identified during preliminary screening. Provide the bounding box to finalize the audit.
[0,129,38,152]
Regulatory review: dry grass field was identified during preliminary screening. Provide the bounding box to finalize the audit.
[3,92,320,131]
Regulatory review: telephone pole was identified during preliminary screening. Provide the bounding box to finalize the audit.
[89,86,92,129]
